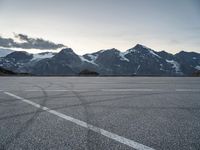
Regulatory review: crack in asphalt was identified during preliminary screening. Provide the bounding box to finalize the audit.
[1,85,48,150]
[1,91,191,121]
[58,82,102,150]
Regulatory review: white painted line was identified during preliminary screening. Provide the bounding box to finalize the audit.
[26,89,160,92]
[102,89,155,92]
[25,90,70,92]
[25,90,87,92]
[4,92,155,150]
[176,89,200,92]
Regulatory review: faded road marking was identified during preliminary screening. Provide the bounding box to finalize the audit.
[4,92,155,150]
[176,89,200,92]
[25,90,87,92]
[102,89,155,92]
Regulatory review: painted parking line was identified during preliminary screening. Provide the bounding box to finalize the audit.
[24,89,200,92]
[102,89,156,92]
[176,89,200,92]
[4,91,155,150]
[104,89,200,92]
[26,89,155,92]
[25,90,88,92]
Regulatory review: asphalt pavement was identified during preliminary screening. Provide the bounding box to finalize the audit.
[0,77,200,150]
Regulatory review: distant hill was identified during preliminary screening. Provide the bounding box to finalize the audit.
[0,67,31,76]
[0,48,14,57]
[0,67,16,76]
[79,69,99,76]
[192,70,200,77]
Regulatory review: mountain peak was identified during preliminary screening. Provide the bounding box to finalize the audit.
[58,48,75,55]
[6,51,32,57]
[0,48,14,57]
[52,47,82,64]
[108,48,118,51]
[126,44,151,53]
[134,44,151,50]
[103,48,119,53]
[5,51,33,61]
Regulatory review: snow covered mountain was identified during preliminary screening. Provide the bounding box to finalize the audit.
[0,44,200,76]
[0,50,56,73]
[82,44,193,75]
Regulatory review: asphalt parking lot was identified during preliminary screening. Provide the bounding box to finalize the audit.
[0,77,200,150]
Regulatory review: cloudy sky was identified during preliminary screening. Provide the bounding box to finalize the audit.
[0,0,200,54]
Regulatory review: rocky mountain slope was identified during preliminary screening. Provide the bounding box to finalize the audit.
[0,44,200,76]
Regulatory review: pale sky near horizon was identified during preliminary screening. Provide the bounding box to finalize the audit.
[0,0,200,54]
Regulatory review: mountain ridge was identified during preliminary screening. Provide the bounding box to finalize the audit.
[0,44,200,76]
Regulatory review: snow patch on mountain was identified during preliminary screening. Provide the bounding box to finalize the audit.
[127,48,136,53]
[160,64,164,71]
[135,65,141,74]
[149,50,161,58]
[32,52,55,61]
[119,52,130,62]
[87,54,98,62]
[79,55,98,66]
[138,44,161,58]
[166,59,181,73]
[195,66,200,70]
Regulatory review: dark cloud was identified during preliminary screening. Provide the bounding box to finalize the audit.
[0,33,66,50]
[15,34,30,42]
[0,37,13,47]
